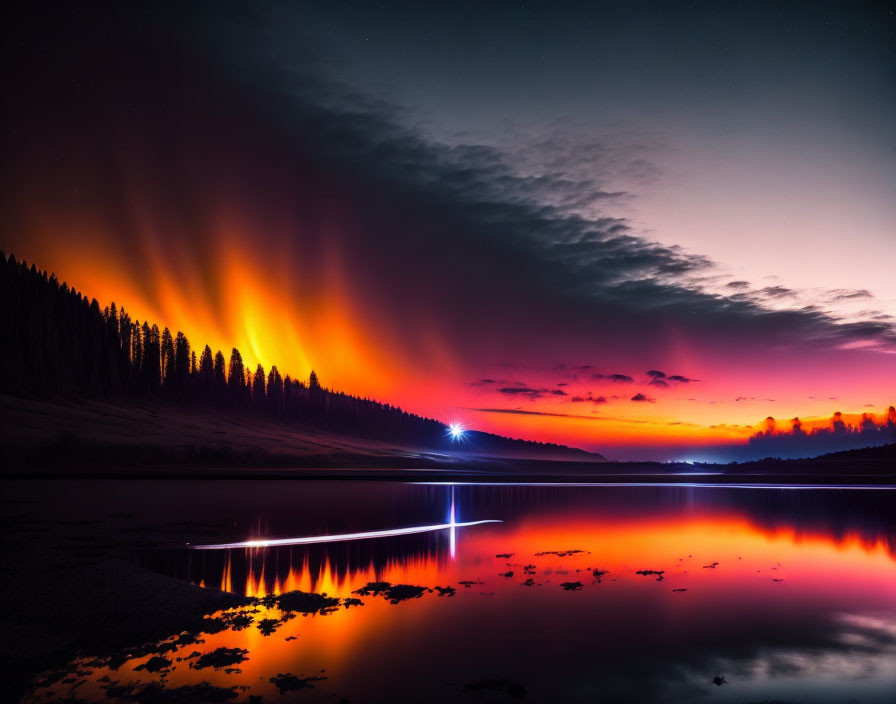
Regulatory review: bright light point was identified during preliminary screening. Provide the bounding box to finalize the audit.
[448,422,466,441]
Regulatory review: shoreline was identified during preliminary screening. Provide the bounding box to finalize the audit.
[4,467,896,485]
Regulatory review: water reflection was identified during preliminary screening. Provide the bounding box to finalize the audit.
[26,483,896,702]
[141,483,896,599]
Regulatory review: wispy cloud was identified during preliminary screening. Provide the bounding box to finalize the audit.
[466,408,606,420]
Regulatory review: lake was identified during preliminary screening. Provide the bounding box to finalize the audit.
[12,479,896,703]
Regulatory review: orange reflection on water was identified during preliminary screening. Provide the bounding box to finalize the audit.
[24,509,896,704]
[222,510,896,600]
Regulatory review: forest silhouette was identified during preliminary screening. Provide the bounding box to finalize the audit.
[0,253,582,458]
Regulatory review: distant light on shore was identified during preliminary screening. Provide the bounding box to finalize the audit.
[448,422,466,441]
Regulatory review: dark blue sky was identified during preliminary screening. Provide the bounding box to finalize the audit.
[235,1,896,308]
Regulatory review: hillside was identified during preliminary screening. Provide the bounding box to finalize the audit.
[0,253,602,467]
[1,394,601,470]
[733,442,896,475]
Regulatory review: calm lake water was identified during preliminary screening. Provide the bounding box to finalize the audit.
[19,480,896,703]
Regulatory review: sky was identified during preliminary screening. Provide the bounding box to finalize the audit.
[2,1,895,460]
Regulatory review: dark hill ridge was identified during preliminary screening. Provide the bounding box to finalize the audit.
[0,253,603,466]
[732,442,896,474]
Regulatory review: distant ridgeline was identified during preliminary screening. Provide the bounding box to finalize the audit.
[0,253,589,457]
[746,411,896,459]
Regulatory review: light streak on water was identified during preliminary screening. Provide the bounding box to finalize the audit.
[187,517,501,550]
[449,485,456,559]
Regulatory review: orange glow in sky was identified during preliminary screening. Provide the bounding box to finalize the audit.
[6,217,895,457]
[3,98,893,459]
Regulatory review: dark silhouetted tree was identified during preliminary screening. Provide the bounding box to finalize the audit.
[243,366,252,406]
[228,348,245,406]
[198,345,214,402]
[213,350,226,404]
[173,331,190,398]
[142,323,161,395]
[130,320,144,389]
[267,365,283,416]
[252,364,266,410]
[161,327,175,396]
[118,307,133,389]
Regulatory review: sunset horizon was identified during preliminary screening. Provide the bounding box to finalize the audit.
[5,4,894,463]
[3,3,895,703]
[5,251,895,461]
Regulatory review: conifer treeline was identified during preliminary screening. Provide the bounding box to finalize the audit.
[0,253,448,444]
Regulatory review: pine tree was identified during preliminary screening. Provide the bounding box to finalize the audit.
[228,348,245,406]
[267,365,283,416]
[130,319,143,387]
[198,345,214,402]
[161,327,175,394]
[173,331,190,397]
[252,364,266,410]
[142,323,161,395]
[213,350,226,404]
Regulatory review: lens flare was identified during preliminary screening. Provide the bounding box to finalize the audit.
[448,422,466,441]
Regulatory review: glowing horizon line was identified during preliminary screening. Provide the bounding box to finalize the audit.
[412,482,896,490]
[187,519,502,550]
